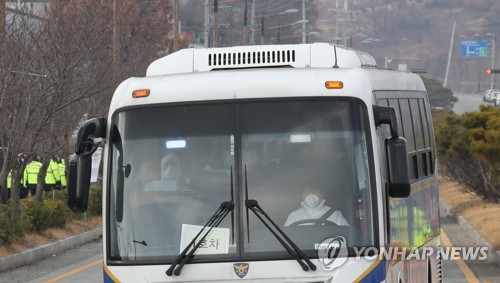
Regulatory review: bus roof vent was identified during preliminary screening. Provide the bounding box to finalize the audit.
[207,48,296,67]
[146,43,377,77]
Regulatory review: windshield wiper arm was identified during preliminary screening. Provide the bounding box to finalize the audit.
[166,201,234,276]
[245,199,316,271]
[244,169,316,271]
[133,240,147,246]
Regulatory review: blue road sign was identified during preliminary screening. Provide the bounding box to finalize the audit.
[461,40,488,57]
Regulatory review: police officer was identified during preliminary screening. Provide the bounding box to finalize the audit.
[24,158,42,197]
[6,170,12,199]
[57,158,67,189]
[5,170,26,199]
[44,159,61,191]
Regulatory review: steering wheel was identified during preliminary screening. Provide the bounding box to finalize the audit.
[289,218,338,227]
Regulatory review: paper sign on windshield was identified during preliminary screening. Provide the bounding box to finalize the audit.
[180,224,230,255]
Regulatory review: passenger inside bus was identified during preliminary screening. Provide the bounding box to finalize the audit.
[131,152,215,255]
[161,153,182,182]
[143,153,188,191]
[284,180,350,227]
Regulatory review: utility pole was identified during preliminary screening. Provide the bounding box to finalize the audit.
[331,0,353,46]
[113,0,121,80]
[342,0,348,46]
[173,0,179,52]
[242,0,248,45]
[334,0,339,44]
[250,0,255,45]
[444,21,455,88]
[490,36,496,89]
[213,0,218,47]
[302,0,306,44]
[0,0,5,54]
[260,16,265,45]
[204,0,210,47]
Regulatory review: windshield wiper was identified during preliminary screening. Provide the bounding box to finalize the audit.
[244,167,316,272]
[167,168,235,276]
[166,201,234,276]
[133,240,147,246]
[166,200,234,276]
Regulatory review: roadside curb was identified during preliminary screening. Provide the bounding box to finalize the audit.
[0,227,102,273]
[439,200,500,268]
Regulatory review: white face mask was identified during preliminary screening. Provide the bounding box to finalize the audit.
[303,194,321,208]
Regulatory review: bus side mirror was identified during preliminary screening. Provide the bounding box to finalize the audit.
[386,137,411,198]
[67,117,106,212]
[374,105,411,198]
[374,105,400,138]
[67,154,92,212]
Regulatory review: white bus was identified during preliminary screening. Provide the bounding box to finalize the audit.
[69,43,441,283]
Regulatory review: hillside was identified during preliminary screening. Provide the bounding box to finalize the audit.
[316,0,500,94]
[177,0,499,94]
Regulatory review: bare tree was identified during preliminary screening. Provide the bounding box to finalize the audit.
[0,0,8,202]
[114,0,171,81]
[27,0,115,201]
[0,11,43,208]
[0,0,4,52]
[0,0,172,210]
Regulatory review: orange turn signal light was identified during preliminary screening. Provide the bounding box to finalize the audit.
[325,81,343,89]
[132,89,150,98]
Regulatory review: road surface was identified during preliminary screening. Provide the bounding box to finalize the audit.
[1,238,102,283]
[452,93,488,115]
[2,219,499,283]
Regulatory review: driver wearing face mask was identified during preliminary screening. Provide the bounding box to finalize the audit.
[284,182,349,227]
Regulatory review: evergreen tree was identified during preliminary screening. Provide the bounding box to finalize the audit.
[421,76,458,110]
[434,106,500,202]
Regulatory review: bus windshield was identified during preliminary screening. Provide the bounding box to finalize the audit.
[108,99,375,264]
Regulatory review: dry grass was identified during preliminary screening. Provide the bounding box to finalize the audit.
[0,216,101,258]
[439,176,500,249]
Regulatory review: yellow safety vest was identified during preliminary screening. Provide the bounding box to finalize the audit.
[24,161,42,185]
[58,159,67,187]
[45,162,57,185]
[49,159,61,183]
[7,171,11,189]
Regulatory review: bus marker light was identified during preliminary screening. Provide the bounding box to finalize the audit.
[325,81,343,89]
[132,89,150,98]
